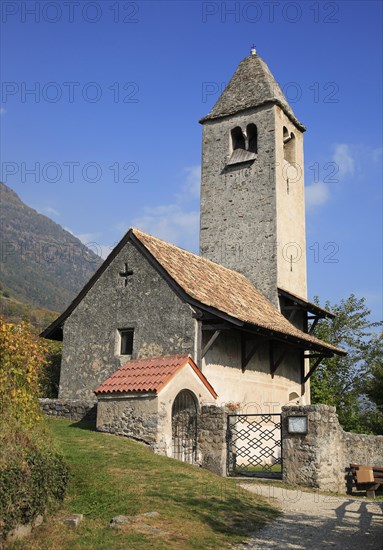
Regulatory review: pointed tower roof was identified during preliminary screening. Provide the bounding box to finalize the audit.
[200,52,305,131]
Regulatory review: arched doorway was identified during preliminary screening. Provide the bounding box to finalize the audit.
[172,390,198,464]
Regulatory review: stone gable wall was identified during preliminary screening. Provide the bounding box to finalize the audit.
[59,241,195,400]
[282,405,383,493]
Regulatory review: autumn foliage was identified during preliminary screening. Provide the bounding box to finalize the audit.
[0,318,68,540]
[0,318,48,426]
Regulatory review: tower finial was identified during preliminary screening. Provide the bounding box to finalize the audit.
[250,45,256,55]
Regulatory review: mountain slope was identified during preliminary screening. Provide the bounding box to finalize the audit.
[0,182,103,312]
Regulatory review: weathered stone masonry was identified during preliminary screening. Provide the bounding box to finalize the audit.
[96,395,164,451]
[282,405,383,493]
[60,241,195,400]
[198,405,228,476]
[39,398,97,423]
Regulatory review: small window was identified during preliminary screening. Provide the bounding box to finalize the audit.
[227,123,257,166]
[247,123,257,153]
[283,126,296,163]
[119,328,134,355]
[231,126,245,151]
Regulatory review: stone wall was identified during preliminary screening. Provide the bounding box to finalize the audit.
[39,398,97,423]
[96,398,229,476]
[96,395,163,451]
[198,405,228,476]
[282,405,383,493]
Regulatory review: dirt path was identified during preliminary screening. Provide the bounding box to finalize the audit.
[236,482,383,549]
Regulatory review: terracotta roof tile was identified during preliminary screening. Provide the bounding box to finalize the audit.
[132,229,345,355]
[94,354,218,397]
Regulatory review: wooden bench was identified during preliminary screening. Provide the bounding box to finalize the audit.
[347,464,383,498]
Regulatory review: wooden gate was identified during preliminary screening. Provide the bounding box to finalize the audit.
[172,390,198,464]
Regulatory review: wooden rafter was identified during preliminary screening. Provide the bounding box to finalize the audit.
[202,323,232,331]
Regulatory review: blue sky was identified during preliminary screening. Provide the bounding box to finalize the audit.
[1,0,382,321]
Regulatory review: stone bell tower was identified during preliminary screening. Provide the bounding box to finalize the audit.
[199,49,307,308]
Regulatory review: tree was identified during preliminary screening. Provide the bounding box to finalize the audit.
[310,294,382,433]
[362,331,383,434]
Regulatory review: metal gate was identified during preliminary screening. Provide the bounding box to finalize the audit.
[227,413,282,478]
[172,390,198,464]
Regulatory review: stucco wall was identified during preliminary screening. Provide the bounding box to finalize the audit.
[275,108,307,298]
[282,405,383,493]
[158,363,217,457]
[59,241,195,400]
[202,331,305,410]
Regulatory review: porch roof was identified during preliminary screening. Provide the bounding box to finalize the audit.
[94,354,218,398]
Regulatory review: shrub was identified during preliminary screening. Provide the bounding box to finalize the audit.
[0,318,48,426]
[0,417,69,540]
[0,319,69,541]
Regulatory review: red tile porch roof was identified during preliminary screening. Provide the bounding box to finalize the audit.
[94,354,218,398]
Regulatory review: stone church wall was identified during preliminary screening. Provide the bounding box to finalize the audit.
[282,405,383,493]
[59,241,195,400]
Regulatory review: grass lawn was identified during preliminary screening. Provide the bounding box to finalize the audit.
[233,464,282,477]
[9,418,279,550]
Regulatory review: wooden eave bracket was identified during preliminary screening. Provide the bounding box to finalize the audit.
[269,342,291,378]
[308,316,321,334]
[241,334,260,373]
[303,354,329,383]
[202,330,221,359]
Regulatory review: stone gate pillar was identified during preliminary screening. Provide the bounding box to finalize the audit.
[198,405,228,476]
[281,405,345,492]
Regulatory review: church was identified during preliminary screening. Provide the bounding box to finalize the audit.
[42,49,344,462]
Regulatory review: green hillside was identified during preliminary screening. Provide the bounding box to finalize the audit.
[0,182,103,313]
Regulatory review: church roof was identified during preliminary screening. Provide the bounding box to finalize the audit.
[94,354,217,397]
[41,227,344,356]
[200,53,305,132]
[131,229,343,355]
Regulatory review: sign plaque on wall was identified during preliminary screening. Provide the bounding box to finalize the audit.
[287,415,308,434]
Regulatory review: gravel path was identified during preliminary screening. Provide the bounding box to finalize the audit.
[235,482,383,549]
